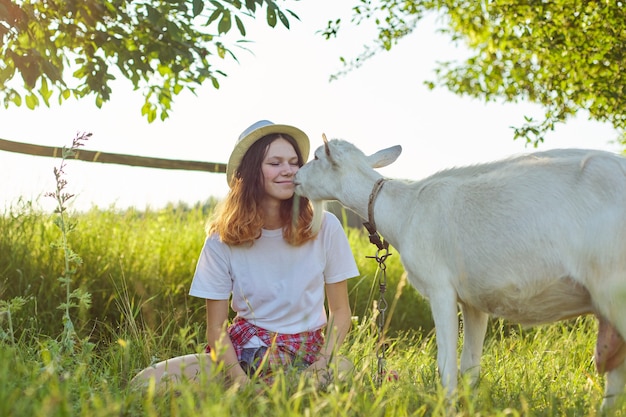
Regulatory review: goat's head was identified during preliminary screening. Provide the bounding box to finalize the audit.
[294,136,402,202]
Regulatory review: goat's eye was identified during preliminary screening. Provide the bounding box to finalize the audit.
[314,155,319,160]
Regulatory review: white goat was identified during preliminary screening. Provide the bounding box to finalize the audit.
[294,137,626,408]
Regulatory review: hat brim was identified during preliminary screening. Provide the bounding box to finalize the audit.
[226,124,310,186]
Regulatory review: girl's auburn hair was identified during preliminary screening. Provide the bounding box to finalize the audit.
[207,133,319,246]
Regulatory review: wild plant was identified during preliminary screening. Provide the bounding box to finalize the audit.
[44,131,93,355]
[0,296,28,346]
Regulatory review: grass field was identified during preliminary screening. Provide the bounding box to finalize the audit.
[0,197,624,416]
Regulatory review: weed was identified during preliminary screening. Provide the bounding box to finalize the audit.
[44,131,93,355]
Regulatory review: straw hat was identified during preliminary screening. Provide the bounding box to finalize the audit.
[226,120,310,186]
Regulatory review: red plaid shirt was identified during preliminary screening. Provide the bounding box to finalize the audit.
[206,317,324,370]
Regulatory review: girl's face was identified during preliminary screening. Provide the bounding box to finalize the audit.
[261,137,300,202]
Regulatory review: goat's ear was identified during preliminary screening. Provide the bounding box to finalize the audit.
[368,145,402,168]
[322,133,331,158]
[322,133,337,165]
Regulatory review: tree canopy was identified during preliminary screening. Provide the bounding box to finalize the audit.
[325,0,626,146]
[0,0,298,122]
[4,0,625,144]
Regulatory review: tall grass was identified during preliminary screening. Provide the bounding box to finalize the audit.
[0,200,624,415]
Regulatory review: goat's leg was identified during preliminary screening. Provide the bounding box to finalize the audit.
[459,304,488,386]
[131,353,214,388]
[596,314,626,410]
[603,359,626,410]
[429,288,460,396]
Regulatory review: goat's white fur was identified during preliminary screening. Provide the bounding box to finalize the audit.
[294,139,626,408]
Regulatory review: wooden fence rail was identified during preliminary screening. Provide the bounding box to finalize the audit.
[0,137,226,173]
[0,138,368,226]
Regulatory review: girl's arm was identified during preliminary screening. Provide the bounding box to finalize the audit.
[308,280,352,374]
[205,299,249,386]
[321,280,352,358]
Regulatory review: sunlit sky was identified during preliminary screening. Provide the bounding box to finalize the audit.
[0,1,620,213]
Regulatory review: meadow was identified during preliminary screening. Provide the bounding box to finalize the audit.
[0,195,623,416]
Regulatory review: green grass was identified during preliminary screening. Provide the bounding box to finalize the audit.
[0,200,624,416]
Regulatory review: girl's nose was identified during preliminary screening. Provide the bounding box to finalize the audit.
[282,163,297,176]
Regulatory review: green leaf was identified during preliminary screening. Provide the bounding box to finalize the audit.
[25,93,39,110]
[277,10,289,28]
[218,10,232,34]
[142,100,157,123]
[146,5,161,25]
[73,66,86,79]
[192,0,204,16]
[10,92,22,106]
[285,9,300,21]
[207,9,222,25]
[157,64,172,76]
[39,77,52,106]
[266,5,277,28]
[141,101,151,116]
[216,42,226,58]
[235,15,246,36]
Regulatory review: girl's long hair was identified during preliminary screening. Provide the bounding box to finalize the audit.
[208,133,320,246]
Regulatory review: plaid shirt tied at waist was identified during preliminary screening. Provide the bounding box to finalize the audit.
[206,317,324,368]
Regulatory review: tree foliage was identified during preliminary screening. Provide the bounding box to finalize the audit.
[325,1,626,146]
[0,0,298,122]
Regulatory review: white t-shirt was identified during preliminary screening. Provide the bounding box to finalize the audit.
[189,211,360,335]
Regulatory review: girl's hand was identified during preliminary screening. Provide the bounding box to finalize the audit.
[305,355,354,390]
[303,356,332,389]
[230,373,251,388]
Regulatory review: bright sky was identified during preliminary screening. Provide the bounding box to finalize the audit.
[0,1,620,213]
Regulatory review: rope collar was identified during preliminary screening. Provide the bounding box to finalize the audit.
[363,178,389,251]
